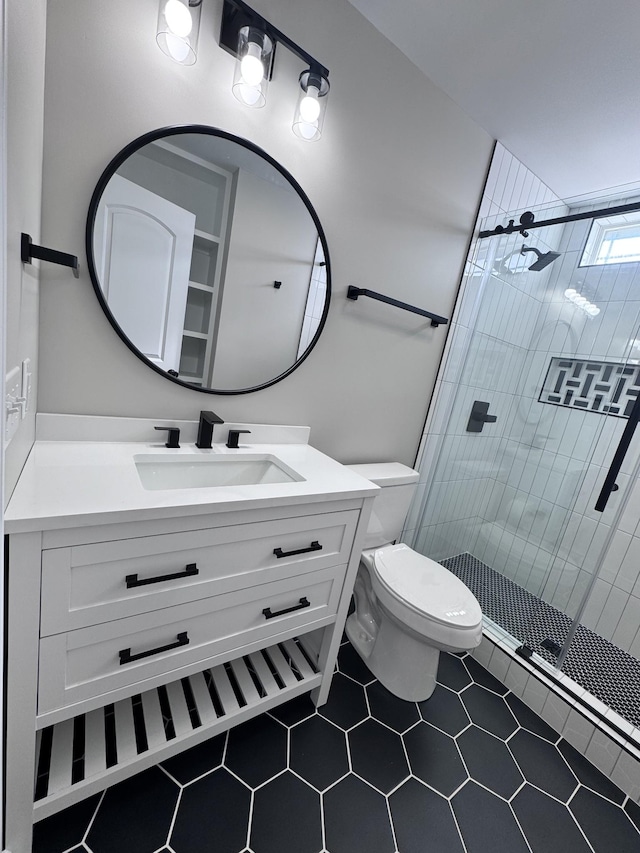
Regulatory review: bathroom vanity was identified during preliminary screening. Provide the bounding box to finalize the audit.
[3,417,377,853]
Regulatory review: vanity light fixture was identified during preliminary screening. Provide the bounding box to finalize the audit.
[156,0,202,66]
[219,0,330,139]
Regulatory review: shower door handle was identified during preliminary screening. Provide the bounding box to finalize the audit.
[466,401,498,433]
[595,392,640,512]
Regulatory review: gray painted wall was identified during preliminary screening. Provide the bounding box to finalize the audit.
[37,0,493,466]
[5,0,46,502]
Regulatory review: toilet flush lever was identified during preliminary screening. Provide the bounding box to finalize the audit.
[466,401,497,433]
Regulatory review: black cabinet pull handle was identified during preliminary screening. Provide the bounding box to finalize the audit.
[262,597,310,619]
[273,540,322,559]
[126,563,199,589]
[119,632,189,665]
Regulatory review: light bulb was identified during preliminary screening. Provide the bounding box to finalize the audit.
[165,33,190,62]
[575,296,588,307]
[299,87,321,123]
[588,306,600,316]
[564,288,577,298]
[240,42,264,86]
[164,0,192,37]
[236,83,262,106]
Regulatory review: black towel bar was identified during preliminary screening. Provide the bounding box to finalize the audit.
[346,286,448,327]
[21,233,79,278]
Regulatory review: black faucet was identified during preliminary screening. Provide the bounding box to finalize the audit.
[195,410,224,449]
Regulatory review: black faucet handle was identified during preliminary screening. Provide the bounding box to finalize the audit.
[154,426,180,448]
[200,410,224,424]
[226,429,251,449]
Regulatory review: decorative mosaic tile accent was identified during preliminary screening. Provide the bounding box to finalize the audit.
[442,552,640,729]
[539,357,640,416]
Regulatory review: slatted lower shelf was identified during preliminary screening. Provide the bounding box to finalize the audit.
[33,637,320,820]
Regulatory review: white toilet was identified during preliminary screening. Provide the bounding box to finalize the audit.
[346,463,483,702]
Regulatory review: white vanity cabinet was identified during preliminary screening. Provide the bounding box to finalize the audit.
[4,460,375,853]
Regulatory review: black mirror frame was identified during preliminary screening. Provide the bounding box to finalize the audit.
[85,124,331,395]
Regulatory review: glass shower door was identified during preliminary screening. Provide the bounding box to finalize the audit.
[412,207,640,676]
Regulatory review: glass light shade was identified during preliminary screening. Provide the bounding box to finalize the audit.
[156,0,201,66]
[293,70,330,141]
[232,27,273,108]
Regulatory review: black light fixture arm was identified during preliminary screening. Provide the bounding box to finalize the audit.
[347,286,449,328]
[479,199,640,239]
[220,0,329,79]
[21,232,79,278]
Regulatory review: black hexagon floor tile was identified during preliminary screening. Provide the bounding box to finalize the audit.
[323,774,395,853]
[160,732,226,785]
[508,729,579,803]
[250,771,322,853]
[570,786,640,853]
[170,767,251,853]
[457,726,524,799]
[557,738,625,804]
[403,722,468,797]
[505,692,558,742]
[225,714,287,788]
[452,781,530,853]
[349,718,410,794]
[290,715,349,791]
[33,793,101,853]
[267,692,316,727]
[317,672,369,730]
[461,684,519,738]
[436,652,473,692]
[366,680,420,733]
[418,684,470,736]
[463,657,509,695]
[389,778,465,853]
[86,767,179,853]
[337,642,376,685]
[512,784,592,853]
[625,797,640,831]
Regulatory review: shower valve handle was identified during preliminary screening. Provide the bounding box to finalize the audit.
[466,401,497,433]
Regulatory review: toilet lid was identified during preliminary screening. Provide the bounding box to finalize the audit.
[373,544,481,628]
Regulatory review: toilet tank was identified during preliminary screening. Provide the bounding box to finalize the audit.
[347,463,420,548]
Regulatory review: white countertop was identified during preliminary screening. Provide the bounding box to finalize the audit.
[5,439,379,533]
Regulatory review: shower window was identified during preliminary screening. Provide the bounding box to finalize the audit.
[580,212,640,266]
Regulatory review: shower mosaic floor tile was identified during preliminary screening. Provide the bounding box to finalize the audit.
[33,643,640,853]
[442,552,640,728]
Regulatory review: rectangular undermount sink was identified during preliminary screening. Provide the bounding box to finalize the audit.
[134,453,305,491]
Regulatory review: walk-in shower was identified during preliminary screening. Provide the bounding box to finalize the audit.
[409,162,640,755]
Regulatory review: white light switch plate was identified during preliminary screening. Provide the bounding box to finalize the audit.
[21,357,32,417]
[5,366,21,445]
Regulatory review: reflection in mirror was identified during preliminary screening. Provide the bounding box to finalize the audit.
[88,128,330,393]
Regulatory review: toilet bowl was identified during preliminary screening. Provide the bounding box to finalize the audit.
[346,464,483,702]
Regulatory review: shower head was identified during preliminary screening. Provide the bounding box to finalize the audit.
[521,244,561,271]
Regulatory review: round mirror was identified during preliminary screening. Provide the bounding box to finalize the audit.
[86,126,331,394]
